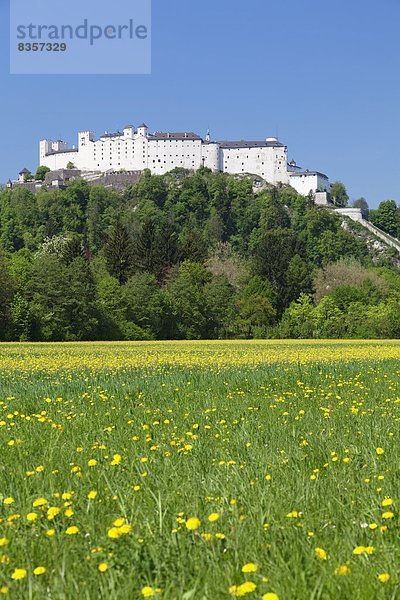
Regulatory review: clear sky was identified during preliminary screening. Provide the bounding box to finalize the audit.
[0,0,399,207]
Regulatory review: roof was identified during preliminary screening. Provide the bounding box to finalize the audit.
[19,168,30,174]
[124,124,134,129]
[100,131,123,139]
[149,132,202,141]
[138,123,148,129]
[290,170,328,179]
[218,140,284,148]
[45,148,79,156]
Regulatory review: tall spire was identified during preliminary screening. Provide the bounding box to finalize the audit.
[205,128,210,142]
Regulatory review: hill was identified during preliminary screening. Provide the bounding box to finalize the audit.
[1,167,400,341]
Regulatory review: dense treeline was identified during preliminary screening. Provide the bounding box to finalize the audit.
[0,167,399,340]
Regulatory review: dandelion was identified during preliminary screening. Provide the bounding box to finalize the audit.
[262,594,279,600]
[26,512,38,522]
[335,565,350,576]
[186,517,201,531]
[11,568,27,580]
[33,566,46,575]
[229,581,257,596]
[88,459,97,467]
[108,527,122,539]
[88,490,97,499]
[382,511,394,519]
[208,513,220,522]
[46,529,56,537]
[3,498,14,506]
[98,563,108,572]
[378,573,390,583]
[0,539,9,547]
[111,454,122,465]
[315,548,328,560]
[382,498,393,507]
[141,587,155,597]
[32,497,47,508]
[65,526,79,535]
[376,448,385,455]
[242,563,257,573]
[47,507,60,520]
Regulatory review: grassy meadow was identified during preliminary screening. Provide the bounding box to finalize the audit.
[1,340,400,599]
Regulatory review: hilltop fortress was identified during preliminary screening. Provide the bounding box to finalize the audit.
[39,123,330,197]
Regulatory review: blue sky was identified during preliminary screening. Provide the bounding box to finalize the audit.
[1,0,399,207]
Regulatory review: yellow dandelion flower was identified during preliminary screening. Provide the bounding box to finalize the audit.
[32,497,47,508]
[26,512,38,522]
[141,587,155,597]
[378,573,390,583]
[88,459,97,467]
[262,594,279,600]
[113,518,125,528]
[382,498,393,507]
[229,581,257,596]
[107,527,122,539]
[208,513,220,522]
[382,511,394,519]
[47,507,60,520]
[242,563,258,573]
[33,566,46,576]
[88,491,97,499]
[315,547,328,560]
[0,539,9,547]
[65,526,79,535]
[335,565,350,576]
[3,498,14,506]
[46,529,55,537]
[376,448,384,455]
[11,568,27,580]
[98,563,108,572]
[186,517,201,531]
[111,454,122,465]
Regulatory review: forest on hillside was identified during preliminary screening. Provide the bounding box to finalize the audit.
[1,167,400,341]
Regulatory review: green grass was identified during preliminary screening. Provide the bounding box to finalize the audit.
[0,343,400,599]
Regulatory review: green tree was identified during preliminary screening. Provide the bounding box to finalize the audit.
[330,181,349,207]
[236,276,276,338]
[369,200,399,237]
[34,166,50,181]
[168,262,212,339]
[279,294,315,338]
[0,252,15,340]
[104,220,134,284]
[204,275,236,338]
[29,255,99,341]
[123,273,172,338]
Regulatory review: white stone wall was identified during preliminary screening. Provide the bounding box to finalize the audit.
[40,126,314,187]
[220,145,289,184]
[289,172,330,196]
[147,139,203,173]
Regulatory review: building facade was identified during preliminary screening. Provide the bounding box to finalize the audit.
[39,123,328,193]
[40,124,289,184]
